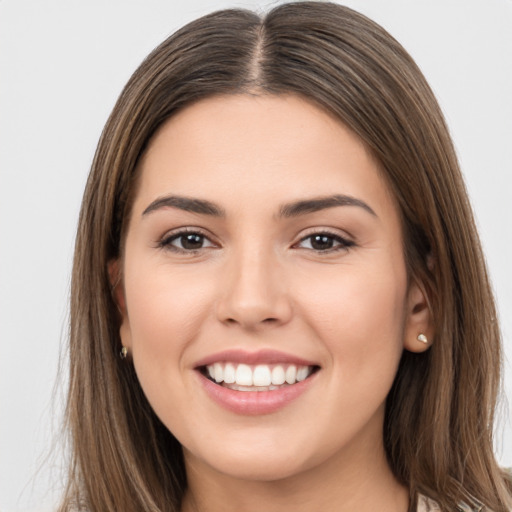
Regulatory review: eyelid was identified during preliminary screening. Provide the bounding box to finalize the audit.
[293,227,355,252]
[155,226,354,254]
[157,226,219,253]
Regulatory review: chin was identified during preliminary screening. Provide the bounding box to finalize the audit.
[182,431,318,482]
[210,453,310,482]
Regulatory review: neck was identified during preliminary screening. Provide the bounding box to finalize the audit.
[181,433,409,512]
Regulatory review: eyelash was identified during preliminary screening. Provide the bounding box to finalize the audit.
[294,230,355,253]
[157,228,355,254]
[157,228,216,254]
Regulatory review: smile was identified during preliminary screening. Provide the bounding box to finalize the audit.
[194,350,320,415]
[203,362,316,391]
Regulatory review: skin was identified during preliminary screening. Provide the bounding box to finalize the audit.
[114,94,432,512]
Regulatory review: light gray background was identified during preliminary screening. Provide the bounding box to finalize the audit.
[1,1,511,510]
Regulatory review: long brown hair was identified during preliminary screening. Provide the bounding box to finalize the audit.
[61,2,512,510]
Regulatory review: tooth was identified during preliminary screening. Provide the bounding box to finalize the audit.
[296,366,309,381]
[235,364,253,386]
[271,365,286,385]
[214,362,224,383]
[224,363,236,384]
[229,384,253,392]
[285,365,297,384]
[253,365,272,386]
[207,365,215,380]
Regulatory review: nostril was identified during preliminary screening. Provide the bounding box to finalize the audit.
[223,316,279,327]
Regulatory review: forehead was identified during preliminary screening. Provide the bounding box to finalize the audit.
[133,94,397,220]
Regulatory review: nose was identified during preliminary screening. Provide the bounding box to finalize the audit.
[215,246,293,330]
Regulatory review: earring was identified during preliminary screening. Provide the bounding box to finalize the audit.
[417,333,428,344]
[120,346,128,359]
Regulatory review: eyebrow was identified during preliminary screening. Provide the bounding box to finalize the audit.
[278,194,377,218]
[142,195,226,217]
[142,193,376,218]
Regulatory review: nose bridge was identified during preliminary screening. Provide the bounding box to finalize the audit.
[216,239,291,328]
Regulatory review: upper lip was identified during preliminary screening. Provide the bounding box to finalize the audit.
[193,349,319,368]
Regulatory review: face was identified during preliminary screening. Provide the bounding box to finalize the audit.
[116,94,430,483]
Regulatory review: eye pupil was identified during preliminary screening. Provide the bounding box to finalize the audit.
[181,233,204,249]
[310,235,334,250]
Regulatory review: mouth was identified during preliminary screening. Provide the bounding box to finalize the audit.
[194,349,321,414]
[200,362,320,392]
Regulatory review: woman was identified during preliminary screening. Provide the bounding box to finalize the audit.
[60,2,512,511]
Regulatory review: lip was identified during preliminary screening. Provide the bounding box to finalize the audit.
[193,349,318,368]
[194,349,320,416]
[196,371,318,415]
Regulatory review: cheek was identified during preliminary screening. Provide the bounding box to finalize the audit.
[292,263,407,442]
[296,261,407,374]
[124,267,213,355]
[121,263,219,429]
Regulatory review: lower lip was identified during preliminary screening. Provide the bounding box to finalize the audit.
[196,371,318,415]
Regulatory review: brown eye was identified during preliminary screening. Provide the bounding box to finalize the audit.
[177,233,205,250]
[310,235,335,250]
[160,231,216,252]
[297,232,354,252]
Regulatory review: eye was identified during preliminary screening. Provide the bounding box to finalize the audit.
[159,230,216,253]
[296,232,354,252]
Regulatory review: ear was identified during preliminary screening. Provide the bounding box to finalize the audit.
[403,278,434,353]
[108,259,132,351]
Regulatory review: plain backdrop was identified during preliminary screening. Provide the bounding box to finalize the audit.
[1,1,511,510]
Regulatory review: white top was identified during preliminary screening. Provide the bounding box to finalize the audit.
[417,495,441,511]
[417,494,485,511]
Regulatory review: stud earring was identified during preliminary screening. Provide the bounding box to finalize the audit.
[417,333,428,344]
[120,346,128,359]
